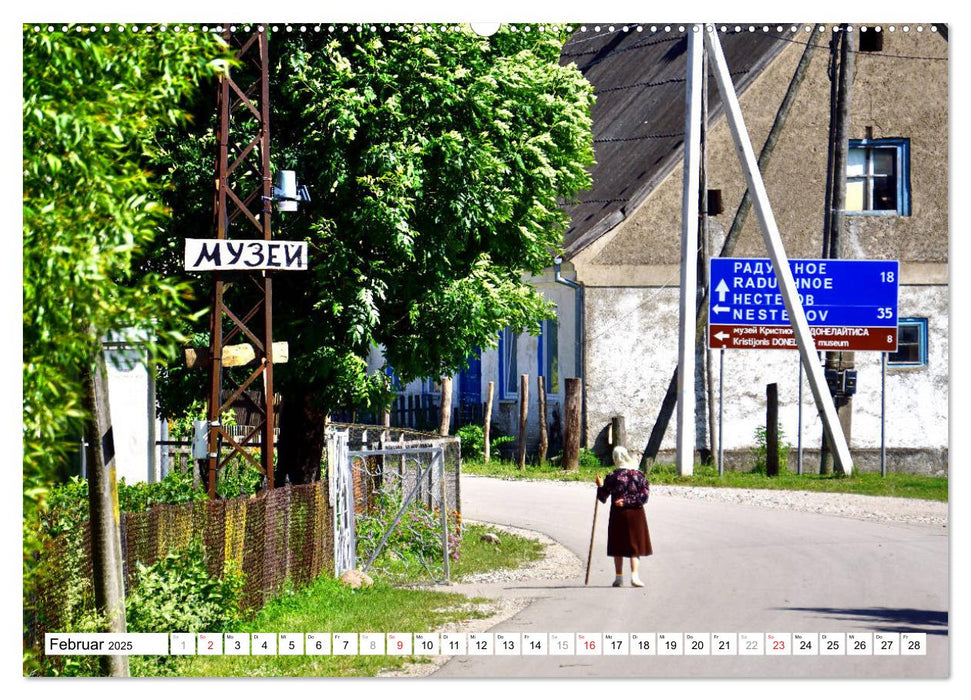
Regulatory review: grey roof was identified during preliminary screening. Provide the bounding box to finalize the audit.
[559,26,790,258]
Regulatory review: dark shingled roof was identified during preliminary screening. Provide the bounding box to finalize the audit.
[559,26,790,258]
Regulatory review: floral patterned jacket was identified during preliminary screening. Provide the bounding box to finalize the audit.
[597,468,650,508]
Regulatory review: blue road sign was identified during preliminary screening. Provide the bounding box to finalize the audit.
[708,258,900,352]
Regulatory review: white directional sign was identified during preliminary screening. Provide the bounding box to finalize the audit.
[184,238,308,272]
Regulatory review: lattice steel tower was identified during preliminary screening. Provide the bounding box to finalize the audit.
[205,26,276,496]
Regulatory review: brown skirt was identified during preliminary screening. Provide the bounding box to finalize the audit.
[606,505,653,557]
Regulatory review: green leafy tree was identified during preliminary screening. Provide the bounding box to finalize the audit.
[22,24,228,660]
[153,25,595,484]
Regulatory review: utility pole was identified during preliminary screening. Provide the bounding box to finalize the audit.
[640,27,823,471]
[820,25,857,476]
[84,350,129,677]
[699,46,718,470]
[676,26,704,476]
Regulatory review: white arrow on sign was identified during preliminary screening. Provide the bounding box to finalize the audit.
[712,304,730,314]
[714,331,730,341]
[715,279,729,302]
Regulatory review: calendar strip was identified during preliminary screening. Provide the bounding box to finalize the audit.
[44,632,928,656]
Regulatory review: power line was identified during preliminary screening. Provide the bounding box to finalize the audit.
[766,30,947,62]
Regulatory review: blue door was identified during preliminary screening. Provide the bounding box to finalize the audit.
[458,348,482,425]
[458,349,482,405]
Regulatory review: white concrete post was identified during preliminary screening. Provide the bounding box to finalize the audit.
[676,25,704,476]
[704,25,853,474]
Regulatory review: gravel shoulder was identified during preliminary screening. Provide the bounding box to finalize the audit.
[652,483,948,528]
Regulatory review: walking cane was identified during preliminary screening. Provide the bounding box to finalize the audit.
[584,492,600,586]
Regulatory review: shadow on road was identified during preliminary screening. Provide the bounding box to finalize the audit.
[775,607,948,635]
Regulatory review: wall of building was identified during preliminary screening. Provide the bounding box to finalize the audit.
[589,29,948,266]
[104,339,158,484]
[571,30,948,472]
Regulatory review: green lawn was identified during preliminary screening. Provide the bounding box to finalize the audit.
[462,457,948,502]
[145,522,543,677]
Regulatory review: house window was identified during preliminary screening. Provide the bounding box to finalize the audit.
[846,138,911,215]
[539,318,560,395]
[499,327,518,399]
[888,318,928,366]
[384,366,401,390]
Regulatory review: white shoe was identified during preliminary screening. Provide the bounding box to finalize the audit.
[631,576,645,588]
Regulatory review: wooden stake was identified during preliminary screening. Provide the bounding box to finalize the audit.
[484,381,494,464]
[563,378,581,471]
[517,374,529,470]
[537,375,548,466]
[439,376,452,436]
[766,383,779,476]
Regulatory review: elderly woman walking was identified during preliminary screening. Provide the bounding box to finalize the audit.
[595,446,653,587]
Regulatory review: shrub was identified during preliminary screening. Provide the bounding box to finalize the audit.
[356,493,461,571]
[578,448,603,470]
[216,458,264,499]
[490,435,516,460]
[456,424,484,458]
[750,424,792,473]
[125,540,245,634]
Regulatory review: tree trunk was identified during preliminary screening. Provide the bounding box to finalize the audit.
[275,384,328,485]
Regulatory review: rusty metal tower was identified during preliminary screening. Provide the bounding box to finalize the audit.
[205,26,276,496]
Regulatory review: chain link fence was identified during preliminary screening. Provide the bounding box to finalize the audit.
[25,482,333,671]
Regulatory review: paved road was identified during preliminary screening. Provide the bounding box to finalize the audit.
[433,476,949,678]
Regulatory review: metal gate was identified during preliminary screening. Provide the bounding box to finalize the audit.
[327,429,356,576]
[327,427,456,584]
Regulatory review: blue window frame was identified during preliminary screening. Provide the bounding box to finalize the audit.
[537,318,560,395]
[846,138,911,216]
[498,327,518,399]
[888,317,928,366]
